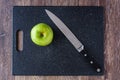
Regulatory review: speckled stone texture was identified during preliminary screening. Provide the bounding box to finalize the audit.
[13,6,104,75]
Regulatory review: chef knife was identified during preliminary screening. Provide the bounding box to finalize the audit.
[45,9,101,72]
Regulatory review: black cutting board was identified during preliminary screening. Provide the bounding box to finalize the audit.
[13,6,104,75]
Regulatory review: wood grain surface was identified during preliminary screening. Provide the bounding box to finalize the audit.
[0,0,120,80]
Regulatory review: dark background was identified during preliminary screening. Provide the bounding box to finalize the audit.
[13,6,104,75]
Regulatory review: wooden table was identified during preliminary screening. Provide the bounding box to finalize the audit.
[0,0,120,80]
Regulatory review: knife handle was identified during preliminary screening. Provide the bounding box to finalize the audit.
[80,50,102,73]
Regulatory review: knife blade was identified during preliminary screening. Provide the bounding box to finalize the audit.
[45,9,102,72]
[45,9,84,52]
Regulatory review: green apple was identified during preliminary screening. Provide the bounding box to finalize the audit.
[30,23,53,46]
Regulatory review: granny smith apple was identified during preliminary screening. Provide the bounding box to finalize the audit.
[30,23,53,46]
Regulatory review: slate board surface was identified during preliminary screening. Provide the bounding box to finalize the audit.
[13,6,104,75]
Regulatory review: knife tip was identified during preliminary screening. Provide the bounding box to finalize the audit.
[45,9,48,13]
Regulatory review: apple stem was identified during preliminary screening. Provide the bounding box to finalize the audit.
[40,33,44,37]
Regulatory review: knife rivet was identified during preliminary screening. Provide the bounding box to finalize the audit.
[96,68,101,72]
[84,54,87,56]
[90,61,93,64]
